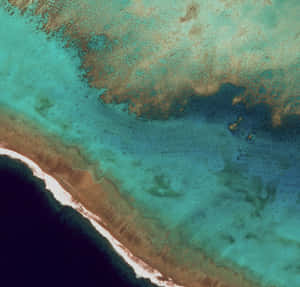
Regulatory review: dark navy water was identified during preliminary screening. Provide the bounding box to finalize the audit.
[0,156,155,287]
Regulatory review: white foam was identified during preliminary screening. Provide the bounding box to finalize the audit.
[0,147,183,287]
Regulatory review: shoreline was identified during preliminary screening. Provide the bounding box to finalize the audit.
[0,147,180,287]
[0,108,260,287]
[0,109,181,287]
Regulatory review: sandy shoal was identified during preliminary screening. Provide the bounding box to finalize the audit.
[0,107,260,287]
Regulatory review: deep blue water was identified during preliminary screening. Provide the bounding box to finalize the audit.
[0,156,155,287]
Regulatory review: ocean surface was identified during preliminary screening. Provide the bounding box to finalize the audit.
[0,156,155,287]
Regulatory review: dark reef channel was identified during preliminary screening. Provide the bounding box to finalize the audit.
[0,156,156,287]
[183,83,300,144]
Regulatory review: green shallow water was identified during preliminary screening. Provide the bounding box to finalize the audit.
[1,2,300,286]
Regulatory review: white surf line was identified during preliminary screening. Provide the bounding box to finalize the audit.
[0,147,183,287]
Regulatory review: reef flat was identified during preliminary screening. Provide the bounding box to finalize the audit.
[1,2,300,287]
[7,0,300,122]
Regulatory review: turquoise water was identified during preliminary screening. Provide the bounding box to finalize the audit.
[1,2,300,286]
